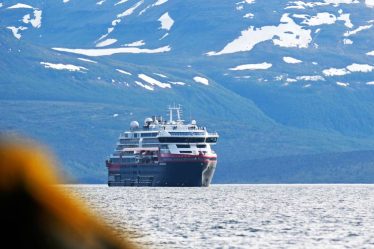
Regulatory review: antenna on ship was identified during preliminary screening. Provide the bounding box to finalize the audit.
[189,103,192,122]
[167,104,184,124]
[177,104,183,122]
[168,104,173,123]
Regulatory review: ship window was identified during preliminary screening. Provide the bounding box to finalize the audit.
[206,137,217,143]
[180,151,192,153]
[123,158,135,163]
[143,144,158,148]
[159,137,205,143]
[134,133,139,138]
[141,132,158,137]
[197,144,206,148]
[142,138,159,143]
[176,144,190,148]
[169,132,205,136]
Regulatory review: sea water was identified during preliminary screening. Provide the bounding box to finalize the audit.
[64,184,374,249]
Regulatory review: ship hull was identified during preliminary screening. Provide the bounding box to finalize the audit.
[107,158,217,187]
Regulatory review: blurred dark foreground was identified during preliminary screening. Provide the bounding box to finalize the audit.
[0,136,137,249]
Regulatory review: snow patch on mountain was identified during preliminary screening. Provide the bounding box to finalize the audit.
[123,40,145,47]
[236,0,254,4]
[154,0,168,6]
[135,81,154,91]
[286,78,297,83]
[323,64,373,76]
[160,33,169,40]
[40,62,87,72]
[325,0,359,6]
[116,69,132,75]
[117,1,143,18]
[367,81,374,85]
[236,5,244,11]
[235,75,251,79]
[7,26,27,39]
[169,81,186,86]
[243,13,254,18]
[138,74,171,88]
[112,19,121,26]
[98,28,114,42]
[63,0,70,3]
[323,68,351,76]
[302,12,336,26]
[139,0,168,15]
[296,75,325,81]
[158,12,174,31]
[96,39,117,47]
[207,14,312,56]
[366,0,374,7]
[286,0,359,9]
[346,63,374,72]
[294,11,352,28]
[52,46,171,56]
[154,73,167,78]
[337,13,353,28]
[336,81,349,87]
[193,76,209,85]
[115,0,130,6]
[343,38,353,44]
[230,63,272,70]
[344,25,372,36]
[98,1,145,41]
[283,56,302,64]
[23,14,31,24]
[7,3,33,9]
[22,10,42,28]
[6,3,42,29]
[32,10,42,28]
[77,58,97,63]
[367,50,374,56]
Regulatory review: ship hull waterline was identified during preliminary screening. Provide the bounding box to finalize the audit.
[107,159,217,187]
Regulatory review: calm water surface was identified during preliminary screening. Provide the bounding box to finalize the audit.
[64,185,374,249]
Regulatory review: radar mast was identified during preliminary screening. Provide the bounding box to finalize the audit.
[168,104,184,124]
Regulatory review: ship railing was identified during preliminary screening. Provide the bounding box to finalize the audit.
[166,132,206,136]
[117,141,139,145]
[207,132,219,136]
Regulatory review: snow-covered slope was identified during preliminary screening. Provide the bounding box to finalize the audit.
[1,0,373,90]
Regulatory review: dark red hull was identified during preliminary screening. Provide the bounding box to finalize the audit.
[107,154,217,187]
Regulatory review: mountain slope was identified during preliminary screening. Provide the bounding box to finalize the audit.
[1,0,374,183]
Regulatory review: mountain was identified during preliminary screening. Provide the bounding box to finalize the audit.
[1,0,374,183]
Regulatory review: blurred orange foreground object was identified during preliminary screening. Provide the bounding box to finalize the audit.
[0,138,137,249]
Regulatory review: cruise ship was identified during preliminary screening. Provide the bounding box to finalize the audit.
[106,105,219,187]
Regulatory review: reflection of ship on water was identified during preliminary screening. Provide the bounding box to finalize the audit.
[106,105,219,187]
